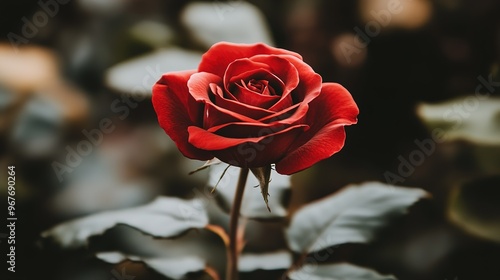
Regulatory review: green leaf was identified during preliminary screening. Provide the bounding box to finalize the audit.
[42,197,208,248]
[286,182,427,253]
[239,250,292,272]
[105,48,203,95]
[181,2,274,48]
[97,252,208,279]
[417,96,500,145]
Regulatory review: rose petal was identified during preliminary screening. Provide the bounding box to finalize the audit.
[224,56,300,102]
[188,124,306,150]
[210,82,238,101]
[187,71,221,103]
[320,83,359,123]
[249,55,300,109]
[204,102,257,128]
[277,124,347,175]
[152,70,212,160]
[228,69,284,90]
[188,72,258,128]
[213,87,278,120]
[224,59,271,85]
[207,121,309,139]
[249,55,299,90]
[226,65,284,108]
[188,124,308,168]
[195,48,317,127]
[223,56,301,112]
[198,42,302,77]
[261,102,310,127]
[269,54,322,112]
[215,126,307,168]
[233,83,281,108]
[276,83,359,174]
[258,103,301,123]
[212,79,300,121]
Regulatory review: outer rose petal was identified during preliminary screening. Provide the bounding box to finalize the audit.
[152,70,212,160]
[188,124,307,150]
[188,124,307,168]
[198,42,302,77]
[275,83,359,174]
[207,121,309,139]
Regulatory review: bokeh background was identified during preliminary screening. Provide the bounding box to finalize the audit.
[1,0,500,279]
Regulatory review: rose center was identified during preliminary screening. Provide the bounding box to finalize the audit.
[239,79,276,96]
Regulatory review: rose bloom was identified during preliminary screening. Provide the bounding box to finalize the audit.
[152,42,358,174]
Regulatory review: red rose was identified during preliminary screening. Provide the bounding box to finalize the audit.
[152,42,358,174]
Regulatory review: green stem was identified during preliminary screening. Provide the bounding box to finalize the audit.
[225,168,249,280]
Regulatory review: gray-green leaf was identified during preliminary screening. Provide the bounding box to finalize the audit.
[97,252,206,279]
[239,250,292,272]
[42,197,208,248]
[286,182,427,253]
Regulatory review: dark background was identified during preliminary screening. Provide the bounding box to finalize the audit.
[1,0,500,279]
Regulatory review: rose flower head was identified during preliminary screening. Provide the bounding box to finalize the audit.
[152,42,358,175]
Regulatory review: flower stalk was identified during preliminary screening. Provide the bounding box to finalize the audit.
[226,167,249,280]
